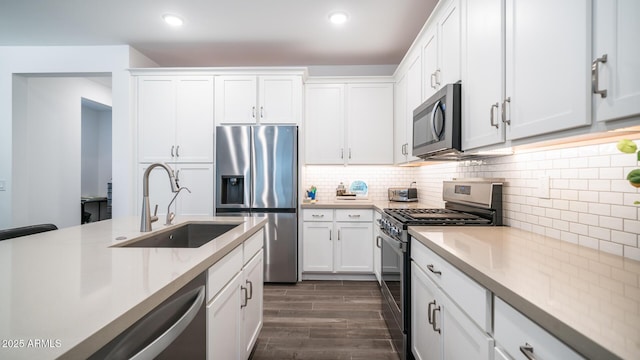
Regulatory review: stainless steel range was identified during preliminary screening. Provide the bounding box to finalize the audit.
[378,179,503,360]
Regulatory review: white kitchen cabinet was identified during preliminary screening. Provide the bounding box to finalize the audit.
[411,261,493,360]
[304,84,345,164]
[304,80,394,165]
[302,221,334,272]
[373,210,382,285]
[494,297,583,360]
[207,229,264,360]
[138,163,213,217]
[346,83,394,164]
[207,271,242,360]
[241,250,263,360]
[302,209,373,274]
[335,221,373,272]
[461,0,505,150]
[394,52,422,164]
[215,75,302,125]
[462,0,591,150]
[422,0,461,101]
[504,0,591,140]
[137,76,214,163]
[411,261,442,360]
[593,0,640,122]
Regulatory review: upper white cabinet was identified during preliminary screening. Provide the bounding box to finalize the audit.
[394,53,422,164]
[422,0,461,101]
[305,80,394,165]
[504,0,591,140]
[137,76,214,163]
[215,75,302,125]
[462,0,592,150]
[592,0,640,122]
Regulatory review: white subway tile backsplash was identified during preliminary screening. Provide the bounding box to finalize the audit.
[304,140,640,260]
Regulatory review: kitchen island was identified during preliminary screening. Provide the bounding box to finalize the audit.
[410,226,640,360]
[0,215,266,359]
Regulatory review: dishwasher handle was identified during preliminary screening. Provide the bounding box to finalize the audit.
[130,285,205,360]
[100,285,206,360]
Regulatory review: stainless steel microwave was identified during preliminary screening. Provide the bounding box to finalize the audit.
[412,83,462,160]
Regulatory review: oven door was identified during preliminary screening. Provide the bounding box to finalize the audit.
[380,230,406,358]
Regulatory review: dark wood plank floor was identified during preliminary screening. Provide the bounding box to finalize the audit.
[250,280,399,360]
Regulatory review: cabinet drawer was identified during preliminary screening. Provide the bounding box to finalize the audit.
[335,209,372,222]
[411,237,491,332]
[207,245,243,302]
[243,229,264,264]
[494,297,583,360]
[303,209,334,222]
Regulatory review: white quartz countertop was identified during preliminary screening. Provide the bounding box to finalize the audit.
[0,215,267,360]
[409,226,640,360]
[301,199,429,211]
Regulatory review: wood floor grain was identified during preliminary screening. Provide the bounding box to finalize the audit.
[250,281,399,360]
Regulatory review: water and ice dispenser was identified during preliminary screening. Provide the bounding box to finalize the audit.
[220,176,244,204]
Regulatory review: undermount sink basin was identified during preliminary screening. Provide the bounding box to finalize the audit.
[117,223,240,248]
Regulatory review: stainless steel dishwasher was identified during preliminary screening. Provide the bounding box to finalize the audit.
[89,272,206,359]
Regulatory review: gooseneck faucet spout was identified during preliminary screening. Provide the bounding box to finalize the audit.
[141,163,179,232]
[166,187,191,225]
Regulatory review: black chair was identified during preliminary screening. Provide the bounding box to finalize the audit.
[0,224,58,241]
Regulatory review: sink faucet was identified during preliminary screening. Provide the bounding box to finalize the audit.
[141,163,179,232]
[165,187,191,225]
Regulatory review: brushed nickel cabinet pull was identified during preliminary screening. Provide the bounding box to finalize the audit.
[431,304,441,333]
[241,286,248,308]
[501,97,511,125]
[252,106,256,118]
[427,300,436,325]
[175,145,180,157]
[246,280,253,300]
[170,145,175,157]
[592,54,608,98]
[519,343,537,360]
[427,264,441,275]
[490,103,499,129]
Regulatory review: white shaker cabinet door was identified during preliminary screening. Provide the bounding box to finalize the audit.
[241,250,263,360]
[302,222,334,272]
[207,272,242,360]
[411,262,442,360]
[346,83,394,165]
[175,164,213,216]
[422,28,439,101]
[138,78,176,163]
[593,0,640,122]
[304,84,345,164]
[334,222,373,273]
[462,0,505,150]
[215,76,258,124]
[175,77,214,162]
[437,0,461,87]
[258,76,302,124]
[505,0,591,140]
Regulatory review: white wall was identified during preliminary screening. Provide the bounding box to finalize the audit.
[0,45,158,229]
[12,77,111,228]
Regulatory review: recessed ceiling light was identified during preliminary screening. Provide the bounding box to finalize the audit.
[329,12,349,25]
[163,14,184,27]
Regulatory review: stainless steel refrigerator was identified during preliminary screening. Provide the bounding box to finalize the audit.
[215,125,298,283]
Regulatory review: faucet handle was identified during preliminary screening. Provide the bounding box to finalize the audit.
[151,204,159,223]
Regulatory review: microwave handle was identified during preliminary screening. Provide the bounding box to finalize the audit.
[430,100,443,141]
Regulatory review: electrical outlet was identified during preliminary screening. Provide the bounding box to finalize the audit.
[0,180,5,191]
[537,176,550,199]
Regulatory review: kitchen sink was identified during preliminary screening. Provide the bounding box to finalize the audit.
[117,223,240,248]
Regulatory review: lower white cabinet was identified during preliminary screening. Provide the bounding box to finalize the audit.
[373,210,382,285]
[206,229,264,360]
[207,272,242,360]
[302,209,373,274]
[494,297,583,360]
[241,250,264,359]
[411,261,493,360]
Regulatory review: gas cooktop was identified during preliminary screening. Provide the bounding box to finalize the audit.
[384,208,492,225]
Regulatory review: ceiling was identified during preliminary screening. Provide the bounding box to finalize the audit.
[0,0,439,68]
